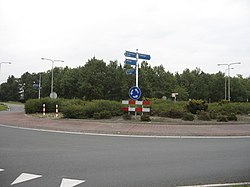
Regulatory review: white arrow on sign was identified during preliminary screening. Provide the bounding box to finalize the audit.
[60,178,86,187]
[11,173,42,185]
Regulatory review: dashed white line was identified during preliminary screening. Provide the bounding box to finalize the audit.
[11,173,42,185]
[60,178,86,187]
[0,168,5,172]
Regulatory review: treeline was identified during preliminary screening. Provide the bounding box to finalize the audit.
[0,57,250,102]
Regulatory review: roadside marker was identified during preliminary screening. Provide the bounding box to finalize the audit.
[11,173,42,185]
[60,178,86,187]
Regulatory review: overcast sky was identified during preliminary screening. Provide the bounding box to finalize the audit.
[0,0,249,83]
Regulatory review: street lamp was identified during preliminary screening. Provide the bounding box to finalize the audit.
[0,62,11,75]
[41,58,64,98]
[217,62,241,101]
[223,68,233,100]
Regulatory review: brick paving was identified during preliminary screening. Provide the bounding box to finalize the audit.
[1,111,250,136]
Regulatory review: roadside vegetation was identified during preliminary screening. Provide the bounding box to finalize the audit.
[0,103,8,111]
[24,98,250,122]
[1,57,250,103]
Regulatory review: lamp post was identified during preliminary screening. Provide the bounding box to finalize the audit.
[217,62,241,101]
[41,58,64,98]
[0,62,11,75]
[223,68,233,100]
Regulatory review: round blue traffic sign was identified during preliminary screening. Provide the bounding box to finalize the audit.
[129,86,141,100]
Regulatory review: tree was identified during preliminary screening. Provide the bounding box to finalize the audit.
[0,76,19,101]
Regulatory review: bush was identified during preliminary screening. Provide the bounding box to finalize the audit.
[151,99,186,115]
[209,102,250,115]
[197,111,211,121]
[187,99,208,114]
[62,104,87,119]
[141,114,151,121]
[93,110,112,119]
[25,98,63,114]
[182,113,194,121]
[209,110,218,119]
[159,109,184,119]
[227,113,237,121]
[123,113,132,120]
[217,115,228,122]
[61,99,122,119]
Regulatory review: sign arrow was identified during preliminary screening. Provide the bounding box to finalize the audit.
[138,53,151,60]
[60,178,86,187]
[124,51,137,58]
[124,59,137,66]
[126,69,136,75]
[11,173,42,185]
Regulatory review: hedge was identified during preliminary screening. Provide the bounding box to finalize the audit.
[25,98,63,114]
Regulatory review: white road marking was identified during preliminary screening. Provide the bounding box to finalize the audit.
[1,123,250,139]
[0,168,5,172]
[60,178,86,187]
[11,173,42,185]
[178,181,250,187]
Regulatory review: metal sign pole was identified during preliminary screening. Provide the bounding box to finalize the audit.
[136,49,139,88]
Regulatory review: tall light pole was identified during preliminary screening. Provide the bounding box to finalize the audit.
[41,58,64,97]
[223,68,233,100]
[0,62,11,75]
[217,62,241,101]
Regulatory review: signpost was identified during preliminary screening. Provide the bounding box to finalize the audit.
[124,49,150,89]
[123,49,151,117]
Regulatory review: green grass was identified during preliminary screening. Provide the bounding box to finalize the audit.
[0,103,8,111]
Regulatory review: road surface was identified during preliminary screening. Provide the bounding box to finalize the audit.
[0,125,249,187]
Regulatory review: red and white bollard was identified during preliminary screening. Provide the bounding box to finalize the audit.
[55,104,58,117]
[43,104,46,116]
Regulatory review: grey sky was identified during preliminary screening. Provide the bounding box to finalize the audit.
[0,0,249,83]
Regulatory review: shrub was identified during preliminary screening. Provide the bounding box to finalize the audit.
[227,113,237,121]
[167,109,184,118]
[182,113,194,121]
[217,115,228,122]
[197,111,211,121]
[159,109,184,119]
[25,98,63,114]
[187,99,208,114]
[93,111,112,119]
[61,104,87,119]
[123,113,132,120]
[61,99,122,119]
[151,99,186,115]
[141,114,151,121]
[209,110,218,119]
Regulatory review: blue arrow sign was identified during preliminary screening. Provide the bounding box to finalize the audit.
[126,69,136,75]
[138,53,151,60]
[129,86,141,100]
[125,59,137,66]
[124,51,137,58]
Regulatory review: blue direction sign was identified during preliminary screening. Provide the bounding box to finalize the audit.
[125,59,137,66]
[138,53,151,60]
[126,69,136,75]
[129,86,141,100]
[124,51,137,58]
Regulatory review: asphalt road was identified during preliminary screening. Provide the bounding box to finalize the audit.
[0,125,250,187]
